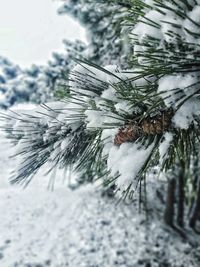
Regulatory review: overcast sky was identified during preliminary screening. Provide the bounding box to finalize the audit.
[0,0,86,68]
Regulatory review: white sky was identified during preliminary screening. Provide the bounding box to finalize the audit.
[0,0,86,68]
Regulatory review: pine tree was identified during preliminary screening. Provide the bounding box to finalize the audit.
[0,0,131,108]
[58,0,132,66]
[2,0,200,234]
[0,56,22,108]
[0,40,85,108]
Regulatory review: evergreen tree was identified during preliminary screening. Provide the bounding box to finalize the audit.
[2,0,200,234]
[0,56,22,107]
[0,0,131,109]
[0,40,85,108]
[58,0,132,66]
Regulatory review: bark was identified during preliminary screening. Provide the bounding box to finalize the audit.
[189,178,200,232]
[164,178,176,226]
[177,161,185,227]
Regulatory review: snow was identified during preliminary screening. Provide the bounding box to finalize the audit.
[107,142,155,187]
[0,92,5,102]
[183,5,200,44]
[85,109,121,129]
[131,1,200,131]
[69,63,131,130]
[0,107,200,267]
[114,101,134,114]
[1,183,199,267]
[133,10,163,41]
[101,86,118,102]
[158,74,199,107]
[132,1,200,60]
[1,1,200,264]
[0,39,85,108]
[173,98,200,129]
[159,132,173,163]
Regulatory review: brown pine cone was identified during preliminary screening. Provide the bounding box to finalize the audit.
[140,110,173,135]
[114,124,140,146]
[114,109,174,146]
[141,119,165,134]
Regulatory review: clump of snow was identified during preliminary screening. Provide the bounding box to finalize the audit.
[107,142,154,187]
[101,128,118,157]
[85,109,121,129]
[60,138,70,150]
[158,74,198,107]
[133,10,163,42]
[114,101,134,114]
[173,98,200,129]
[183,5,200,44]
[100,86,118,102]
[159,132,173,164]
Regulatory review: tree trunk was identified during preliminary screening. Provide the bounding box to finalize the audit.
[189,178,200,231]
[177,161,185,227]
[164,178,176,226]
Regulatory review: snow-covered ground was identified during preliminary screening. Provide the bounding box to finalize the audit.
[0,111,200,267]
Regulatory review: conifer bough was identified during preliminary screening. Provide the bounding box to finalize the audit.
[2,0,200,234]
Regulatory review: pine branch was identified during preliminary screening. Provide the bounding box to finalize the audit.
[1,105,103,185]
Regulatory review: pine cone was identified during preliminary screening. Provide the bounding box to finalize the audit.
[114,124,140,146]
[114,109,174,146]
[141,110,173,135]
